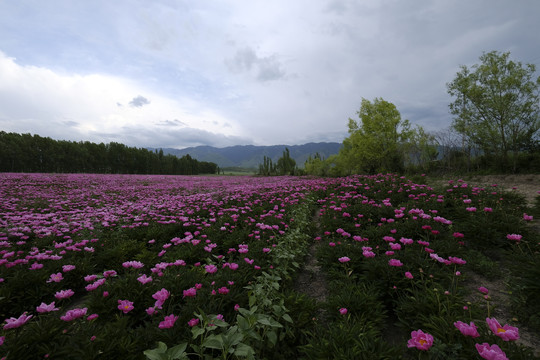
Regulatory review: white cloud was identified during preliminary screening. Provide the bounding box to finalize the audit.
[0,51,245,147]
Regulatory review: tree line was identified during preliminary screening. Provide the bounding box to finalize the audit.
[303,50,540,176]
[0,132,218,175]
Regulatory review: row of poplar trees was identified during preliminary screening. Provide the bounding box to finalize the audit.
[0,132,218,175]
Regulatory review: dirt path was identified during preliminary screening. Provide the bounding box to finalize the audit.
[294,210,329,322]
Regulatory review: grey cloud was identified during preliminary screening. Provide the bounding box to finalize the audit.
[63,120,79,127]
[158,119,187,127]
[129,95,151,107]
[92,125,253,149]
[226,47,286,82]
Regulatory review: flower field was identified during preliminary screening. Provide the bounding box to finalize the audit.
[0,173,539,359]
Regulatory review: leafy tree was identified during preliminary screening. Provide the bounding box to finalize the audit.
[447,51,540,172]
[276,148,296,175]
[339,97,413,174]
[258,156,276,176]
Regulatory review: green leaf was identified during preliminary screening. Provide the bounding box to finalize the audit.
[191,327,205,339]
[167,343,188,359]
[234,343,255,358]
[281,314,293,323]
[267,330,278,346]
[202,334,223,350]
[143,342,168,360]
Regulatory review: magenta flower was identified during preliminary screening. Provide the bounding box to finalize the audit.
[103,270,117,278]
[3,312,33,330]
[188,318,200,327]
[339,308,348,315]
[407,329,433,351]
[36,301,59,313]
[47,272,64,283]
[506,234,522,242]
[478,286,489,295]
[137,274,153,284]
[405,271,413,279]
[62,264,76,272]
[338,256,350,263]
[388,259,403,267]
[218,286,229,295]
[0,335,4,345]
[146,307,156,315]
[454,321,479,338]
[152,288,170,309]
[55,289,75,299]
[523,213,533,221]
[87,313,99,321]
[118,299,134,314]
[122,260,144,269]
[158,314,178,329]
[486,318,519,341]
[183,287,197,298]
[362,250,375,258]
[60,308,88,321]
[84,274,98,282]
[475,343,508,360]
[205,264,218,274]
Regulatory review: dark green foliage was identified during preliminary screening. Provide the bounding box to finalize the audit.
[0,131,217,174]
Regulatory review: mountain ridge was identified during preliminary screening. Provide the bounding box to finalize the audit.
[150,142,342,168]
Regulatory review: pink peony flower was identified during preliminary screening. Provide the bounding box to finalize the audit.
[84,274,98,282]
[103,270,117,278]
[158,314,178,329]
[62,265,76,272]
[137,274,153,284]
[36,301,59,313]
[183,287,197,298]
[60,308,87,321]
[47,272,64,283]
[122,260,144,269]
[405,271,413,279]
[362,250,376,258]
[339,308,347,315]
[486,318,519,341]
[146,307,156,316]
[506,234,522,242]
[55,289,74,299]
[218,287,229,295]
[87,313,99,321]
[388,259,403,267]
[454,321,479,338]
[338,256,350,263]
[152,288,170,309]
[407,329,433,351]
[205,264,218,274]
[478,286,489,295]
[118,300,134,314]
[3,312,33,330]
[188,318,200,327]
[475,343,508,360]
[523,213,533,221]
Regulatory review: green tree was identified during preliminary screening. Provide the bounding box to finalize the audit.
[447,51,540,172]
[339,97,413,174]
[258,155,276,176]
[276,148,296,175]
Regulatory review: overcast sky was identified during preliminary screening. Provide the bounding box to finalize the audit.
[1,1,539,149]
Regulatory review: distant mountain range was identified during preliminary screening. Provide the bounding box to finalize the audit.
[151,142,342,168]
